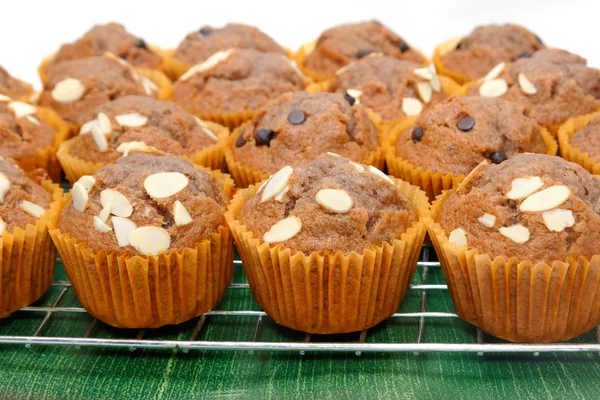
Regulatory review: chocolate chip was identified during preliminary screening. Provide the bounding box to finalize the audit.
[519,51,532,59]
[344,92,356,106]
[235,132,246,148]
[490,152,507,164]
[358,49,373,58]
[397,40,410,53]
[255,129,275,147]
[411,127,424,143]
[199,27,212,36]
[457,116,475,132]
[456,40,464,50]
[136,38,147,49]
[535,34,543,45]
[287,109,306,125]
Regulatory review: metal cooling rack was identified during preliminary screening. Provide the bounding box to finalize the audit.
[0,246,599,356]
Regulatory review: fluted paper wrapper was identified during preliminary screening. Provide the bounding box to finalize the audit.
[558,112,600,174]
[385,124,558,201]
[225,178,429,334]
[57,120,229,184]
[426,182,600,343]
[0,181,64,317]
[49,170,235,328]
[433,37,472,85]
[224,120,386,188]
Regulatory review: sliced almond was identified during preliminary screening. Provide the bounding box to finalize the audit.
[430,71,441,92]
[518,73,537,95]
[93,216,112,233]
[413,67,433,80]
[346,89,362,105]
[479,79,508,98]
[274,185,289,202]
[128,226,171,255]
[97,112,112,134]
[402,97,423,116]
[51,78,85,103]
[116,141,155,157]
[29,91,41,104]
[367,165,394,185]
[325,152,341,157]
[26,115,40,126]
[173,201,193,226]
[91,125,108,152]
[98,202,112,223]
[79,119,97,135]
[0,173,10,203]
[194,116,217,140]
[8,101,36,118]
[519,185,570,212]
[499,224,530,244]
[506,176,544,200]
[0,217,6,234]
[112,216,137,247]
[416,82,432,104]
[286,57,305,79]
[100,189,133,217]
[144,172,189,198]
[260,166,293,203]
[263,216,302,243]
[115,113,148,127]
[140,77,158,95]
[72,182,89,212]
[20,201,45,218]
[77,175,96,191]
[180,49,235,81]
[483,62,505,81]
[448,228,467,247]
[0,94,11,102]
[350,161,365,172]
[315,189,354,213]
[477,213,496,228]
[542,208,575,232]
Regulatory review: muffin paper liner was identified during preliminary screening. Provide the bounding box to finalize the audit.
[57,120,229,184]
[49,169,235,329]
[433,37,472,85]
[384,123,558,201]
[425,180,600,343]
[558,112,600,174]
[0,180,64,318]
[225,178,429,334]
[223,116,386,188]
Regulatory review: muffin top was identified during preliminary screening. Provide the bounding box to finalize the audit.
[45,23,163,72]
[173,23,286,66]
[58,153,228,256]
[69,96,220,164]
[38,54,158,125]
[333,55,447,121]
[302,21,426,78]
[237,155,417,255]
[436,154,600,263]
[570,114,600,161]
[395,95,549,176]
[0,158,52,233]
[0,66,32,100]
[232,91,379,173]
[468,49,600,126]
[440,24,544,81]
[172,48,305,115]
[0,99,56,160]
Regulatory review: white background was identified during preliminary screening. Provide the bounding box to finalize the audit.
[0,0,595,89]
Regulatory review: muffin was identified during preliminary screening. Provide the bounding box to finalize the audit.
[0,97,70,181]
[56,95,228,183]
[294,20,428,81]
[50,153,234,328]
[312,54,463,128]
[172,48,306,128]
[385,95,557,200]
[558,112,600,174]
[225,91,384,187]
[427,154,600,342]
[0,158,64,317]
[467,49,600,134]
[434,23,544,84]
[226,155,429,333]
[37,53,171,128]
[38,22,164,84]
[0,65,33,101]
[166,23,287,80]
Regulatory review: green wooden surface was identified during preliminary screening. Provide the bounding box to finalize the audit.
[0,254,599,400]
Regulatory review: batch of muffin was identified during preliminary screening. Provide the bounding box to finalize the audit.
[0,20,599,344]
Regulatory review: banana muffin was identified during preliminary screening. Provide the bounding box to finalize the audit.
[436,23,544,83]
[467,49,600,129]
[298,20,427,79]
[230,91,380,174]
[38,54,160,125]
[0,65,33,100]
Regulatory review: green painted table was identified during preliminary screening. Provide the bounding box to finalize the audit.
[0,251,599,400]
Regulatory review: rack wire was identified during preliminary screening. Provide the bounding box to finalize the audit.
[0,245,599,356]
